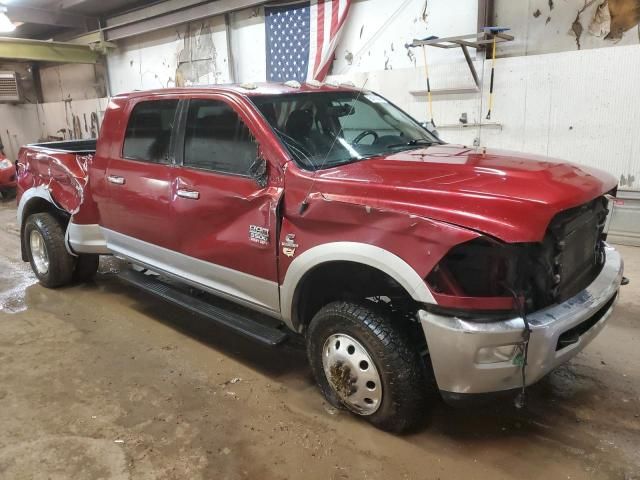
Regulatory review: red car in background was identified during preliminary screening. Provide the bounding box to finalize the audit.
[0,149,17,196]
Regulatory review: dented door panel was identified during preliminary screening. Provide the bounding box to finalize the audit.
[171,169,282,282]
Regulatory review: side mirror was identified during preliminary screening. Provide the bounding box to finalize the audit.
[249,155,268,188]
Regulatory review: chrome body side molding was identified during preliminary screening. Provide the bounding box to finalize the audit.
[66,223,110,255]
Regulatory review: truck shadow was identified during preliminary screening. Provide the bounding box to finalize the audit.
[98,272,313,385]
[0,188,16,202]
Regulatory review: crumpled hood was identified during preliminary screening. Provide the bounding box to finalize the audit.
[312,145,617,243]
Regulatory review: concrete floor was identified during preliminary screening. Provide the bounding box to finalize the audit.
[0,197,639,480]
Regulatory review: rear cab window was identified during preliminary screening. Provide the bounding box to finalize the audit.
[122,99,179,163]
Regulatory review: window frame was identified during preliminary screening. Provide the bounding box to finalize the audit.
[175,97,259,180]
[120,98,181,164]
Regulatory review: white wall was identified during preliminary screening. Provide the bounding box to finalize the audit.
[332,0,478,74]
[39,64,107,102]
[36,98,109,141]
[494,0,640,57]
[0,104,41,161]
[229,6,267,83]
[106,16,231,94]
[329,43,640,190]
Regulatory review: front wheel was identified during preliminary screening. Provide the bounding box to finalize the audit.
[306,301,429,433]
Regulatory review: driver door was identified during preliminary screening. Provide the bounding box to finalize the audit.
[169,96,283,313]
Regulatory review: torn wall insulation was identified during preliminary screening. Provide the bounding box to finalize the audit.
[176,22,221,86]
[105,16,230,93]
[593,0,640,39]
[493,0,639,56]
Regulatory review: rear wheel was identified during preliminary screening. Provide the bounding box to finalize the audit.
[24,213,75,288]
[306,301,429,433]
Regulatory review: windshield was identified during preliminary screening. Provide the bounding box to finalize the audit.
[250,91,442,170]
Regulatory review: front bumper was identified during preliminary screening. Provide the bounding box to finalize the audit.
[419,245,623,395]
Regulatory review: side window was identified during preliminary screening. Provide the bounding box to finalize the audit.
[183,99,257,176]
[122,100,178,163]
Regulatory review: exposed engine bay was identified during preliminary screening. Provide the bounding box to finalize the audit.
[426,195,612,315]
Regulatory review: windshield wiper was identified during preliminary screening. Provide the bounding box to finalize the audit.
[385,139,436,149]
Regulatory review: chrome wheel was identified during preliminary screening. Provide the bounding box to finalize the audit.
[322,333,382,415]
[30,229,49,275]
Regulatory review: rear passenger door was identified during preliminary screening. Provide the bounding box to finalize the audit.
[170,97,282,313]
[100,98,179,251]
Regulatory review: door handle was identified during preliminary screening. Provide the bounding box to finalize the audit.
[107,175,126,185]
[177,189,200,200]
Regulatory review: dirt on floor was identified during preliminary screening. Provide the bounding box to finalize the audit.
[0,197,639,480]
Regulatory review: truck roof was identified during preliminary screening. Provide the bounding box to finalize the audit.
[114,81,361,100]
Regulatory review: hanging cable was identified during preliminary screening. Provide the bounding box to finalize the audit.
[485,34,497,120]
[504,285,532,409]
[484,27,510,120]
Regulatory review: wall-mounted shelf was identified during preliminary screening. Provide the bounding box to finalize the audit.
[410,87,479,97]
[406,30,514,89]
[436,122,503,131]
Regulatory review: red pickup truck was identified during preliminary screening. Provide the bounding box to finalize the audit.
[16,83,624,432]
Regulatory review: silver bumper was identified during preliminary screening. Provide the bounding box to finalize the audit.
[419,246,624,395]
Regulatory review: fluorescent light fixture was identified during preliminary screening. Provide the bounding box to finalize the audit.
[0,6,16,33]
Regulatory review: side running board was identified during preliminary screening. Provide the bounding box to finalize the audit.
[119,269,288,346]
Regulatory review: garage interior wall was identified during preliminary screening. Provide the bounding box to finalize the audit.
[1,0,638,192]
[333,45,640,191]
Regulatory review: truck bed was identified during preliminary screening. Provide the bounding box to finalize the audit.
[27,139,97,154]
[17,140,94,218]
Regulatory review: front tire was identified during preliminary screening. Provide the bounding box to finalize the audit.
[306,301,429,433]
[24,213,75,288]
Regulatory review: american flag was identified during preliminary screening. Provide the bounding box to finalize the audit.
[265,0,351,82]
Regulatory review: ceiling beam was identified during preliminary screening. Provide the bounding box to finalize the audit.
[103,0,266,41]
[59,0,93,9]
[7,5,98,30]
[105,0,207,28]
[0,37,100,63]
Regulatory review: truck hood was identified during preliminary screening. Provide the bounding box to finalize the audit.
[311,145,617,243]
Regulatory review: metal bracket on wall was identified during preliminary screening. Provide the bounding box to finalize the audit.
[435,122,502,131]
[406,31,514,90]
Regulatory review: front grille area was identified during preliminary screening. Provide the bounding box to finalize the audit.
[551,197,608,301]
[525,196,609,311]
[556,293,617,350]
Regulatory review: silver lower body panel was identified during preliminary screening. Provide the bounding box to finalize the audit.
[66,223,111,255]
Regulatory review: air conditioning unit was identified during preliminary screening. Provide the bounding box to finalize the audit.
[0,71,22,103]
